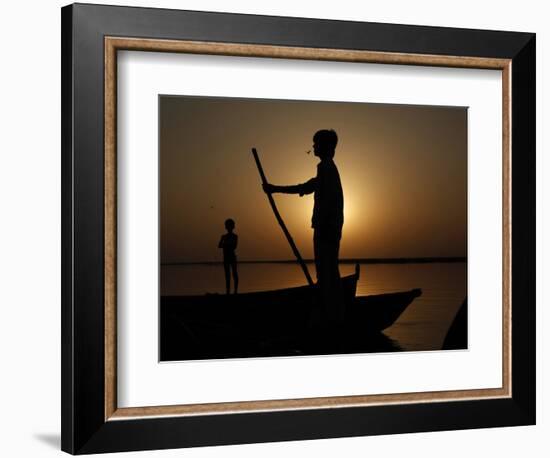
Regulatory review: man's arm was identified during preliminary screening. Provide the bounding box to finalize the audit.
[263,177,317,196]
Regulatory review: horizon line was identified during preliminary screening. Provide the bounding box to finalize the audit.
[161,256,467,266]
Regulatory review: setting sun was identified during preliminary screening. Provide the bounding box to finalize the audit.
[160,95,466,263]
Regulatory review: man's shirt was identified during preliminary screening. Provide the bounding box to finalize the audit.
[284,159,344,236]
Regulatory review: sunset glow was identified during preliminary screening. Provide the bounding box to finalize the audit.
[160,96,467,263]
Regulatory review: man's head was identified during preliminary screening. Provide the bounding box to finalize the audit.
[313,129,338,159]
[224,218,235,232]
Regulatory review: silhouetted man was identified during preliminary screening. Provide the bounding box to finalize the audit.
[218,218,239,294]
[263,129,344,324]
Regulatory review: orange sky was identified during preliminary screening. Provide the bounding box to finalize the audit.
[160,95,467,263]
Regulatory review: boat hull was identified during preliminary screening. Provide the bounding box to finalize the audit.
[160,270,421,361]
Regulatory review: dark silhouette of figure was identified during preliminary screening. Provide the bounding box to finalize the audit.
[263,129,344,324]
[218,218,239,294]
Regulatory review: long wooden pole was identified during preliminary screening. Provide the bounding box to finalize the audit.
[252,148,314,286]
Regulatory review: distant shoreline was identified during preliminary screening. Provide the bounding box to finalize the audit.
[162,257,467,266]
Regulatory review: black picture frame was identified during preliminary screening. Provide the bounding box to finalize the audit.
[61,3,535,454]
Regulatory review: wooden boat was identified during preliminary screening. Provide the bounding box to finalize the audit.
[160,264,422,360]
[442,298,467,350]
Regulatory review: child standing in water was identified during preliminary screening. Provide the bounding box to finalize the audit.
[218,218,239,294]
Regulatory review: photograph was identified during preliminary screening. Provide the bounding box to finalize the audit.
[159,95,468,361]
[57,2,537,454]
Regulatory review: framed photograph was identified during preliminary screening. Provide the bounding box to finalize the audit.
[61,3,535,454]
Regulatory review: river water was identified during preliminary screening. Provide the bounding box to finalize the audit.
[161,262,466,351]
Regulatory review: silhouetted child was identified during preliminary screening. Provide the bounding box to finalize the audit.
[218,218,239,294]
[263,129,344,325]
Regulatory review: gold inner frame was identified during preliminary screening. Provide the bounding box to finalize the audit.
[104,36,512,421]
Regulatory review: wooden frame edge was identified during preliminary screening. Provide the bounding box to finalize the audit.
[502,61,512,401]
[105,38,117,420]
[106,36,511,69]
[103,36,512,421]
